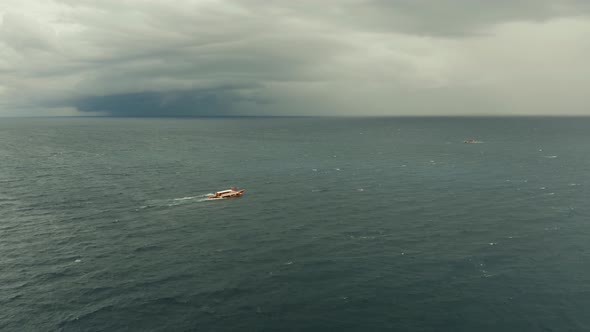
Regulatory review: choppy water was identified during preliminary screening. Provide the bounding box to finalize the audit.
[1,117,589,331]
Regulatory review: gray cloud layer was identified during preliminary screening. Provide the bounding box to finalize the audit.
[1,0,590,116]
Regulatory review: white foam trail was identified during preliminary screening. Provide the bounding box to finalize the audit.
[199,197,223,202]
[173,196,197,201]
[144,194,207,208]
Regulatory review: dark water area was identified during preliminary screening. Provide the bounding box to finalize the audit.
[1,117,589,331]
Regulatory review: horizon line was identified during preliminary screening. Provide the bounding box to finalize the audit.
[3,114,590,119]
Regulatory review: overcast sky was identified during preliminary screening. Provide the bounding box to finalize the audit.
[1,0,589,117]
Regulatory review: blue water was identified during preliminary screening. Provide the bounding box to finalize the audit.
[1,117,589,331]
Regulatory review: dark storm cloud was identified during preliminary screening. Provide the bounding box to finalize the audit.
[1,0,590,116]
[73,87,267,117]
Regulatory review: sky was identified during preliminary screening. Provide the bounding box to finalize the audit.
[1,0,590,117]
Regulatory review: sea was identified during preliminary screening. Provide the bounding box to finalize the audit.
[1,117,589,331]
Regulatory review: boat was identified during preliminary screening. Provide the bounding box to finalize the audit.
[463,139,483,144]
[207,187,245,199]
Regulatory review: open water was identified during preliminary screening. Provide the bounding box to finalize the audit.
[1,117,589,331]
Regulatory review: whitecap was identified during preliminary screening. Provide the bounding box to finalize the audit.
[75,259,81,263]
[481,270,493,278]
[544,155,558,159]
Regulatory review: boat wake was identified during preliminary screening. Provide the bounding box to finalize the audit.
[139,194,213,209]
[199,197,222,202]
[173,196,199,201]
[197,194,219,202]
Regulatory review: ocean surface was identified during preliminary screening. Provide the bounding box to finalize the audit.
[1,117,589,331]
